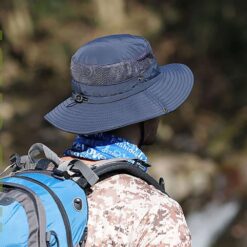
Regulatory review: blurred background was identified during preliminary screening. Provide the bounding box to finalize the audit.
[0,0,246,246]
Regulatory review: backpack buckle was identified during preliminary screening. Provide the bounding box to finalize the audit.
[132,159,151,172]
[9,153,23,170]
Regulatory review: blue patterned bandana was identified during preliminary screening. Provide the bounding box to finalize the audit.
[64,133,148,169]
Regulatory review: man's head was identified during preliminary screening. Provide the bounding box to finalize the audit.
[45,34,193,139]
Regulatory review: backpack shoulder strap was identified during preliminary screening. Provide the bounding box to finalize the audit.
[77,159,167,195]
[6,143,167,196]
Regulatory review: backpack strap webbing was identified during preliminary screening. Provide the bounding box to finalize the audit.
[76,160,167,195]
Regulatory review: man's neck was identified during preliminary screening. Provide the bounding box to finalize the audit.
[108,123,141,146]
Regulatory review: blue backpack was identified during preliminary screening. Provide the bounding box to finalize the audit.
[0,143,165,247]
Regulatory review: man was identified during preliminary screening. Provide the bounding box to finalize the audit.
[45,34,194,246]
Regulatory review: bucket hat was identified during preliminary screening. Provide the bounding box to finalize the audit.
[45,34,194,134]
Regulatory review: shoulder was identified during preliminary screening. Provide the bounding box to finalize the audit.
[90,173,173,204]
[88,174,191,246]
[89,173,182,212]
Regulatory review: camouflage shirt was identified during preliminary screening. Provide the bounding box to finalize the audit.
[85,168,191,246]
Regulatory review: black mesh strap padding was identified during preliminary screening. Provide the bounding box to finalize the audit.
[76,161,167,195]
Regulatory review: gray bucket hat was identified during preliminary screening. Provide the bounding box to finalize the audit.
[45,34,194,134]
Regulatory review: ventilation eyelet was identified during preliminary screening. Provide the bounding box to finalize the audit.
[138,76,144,82]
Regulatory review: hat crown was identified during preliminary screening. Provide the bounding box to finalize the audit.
[72,34,152,65]
[70,34,156,86]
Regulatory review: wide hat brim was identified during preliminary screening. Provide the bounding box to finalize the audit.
[44,63,194,134]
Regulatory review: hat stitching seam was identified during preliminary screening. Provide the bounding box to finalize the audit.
[143,90,166,112]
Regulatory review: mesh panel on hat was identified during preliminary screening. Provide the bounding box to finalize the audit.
[71,53,154,85]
